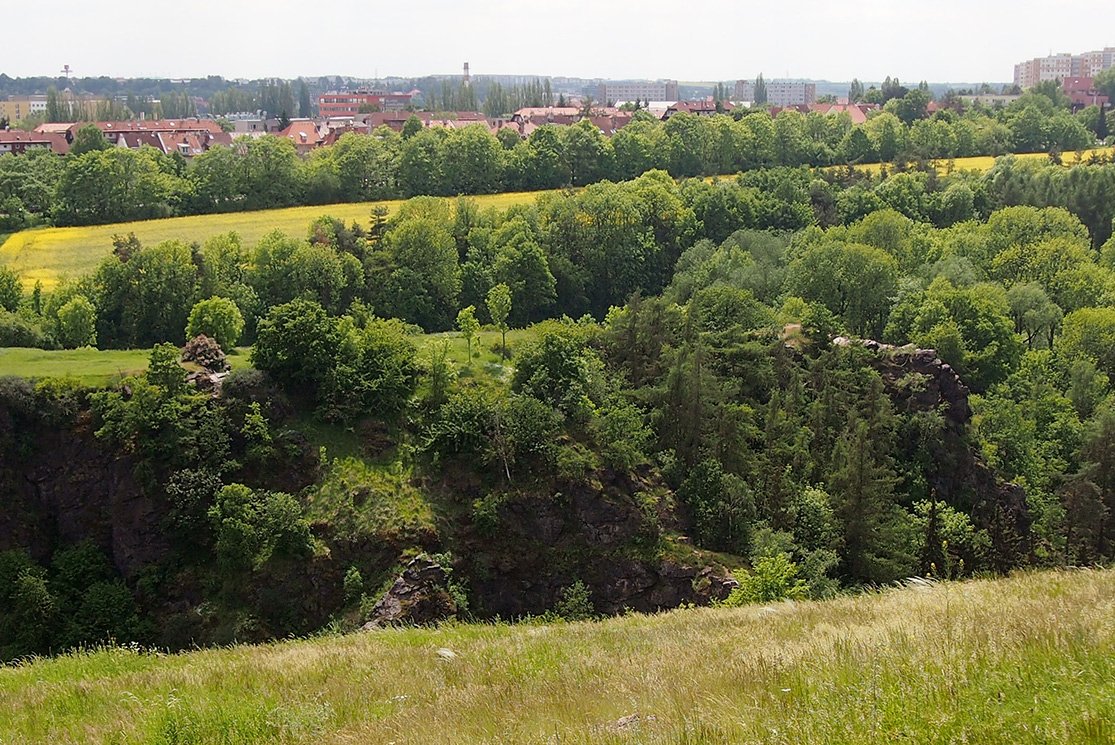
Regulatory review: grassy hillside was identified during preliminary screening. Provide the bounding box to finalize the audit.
[0,569,1110,744]
[0,346,253,385]
[0,330,527,386]
[0,191,552,290]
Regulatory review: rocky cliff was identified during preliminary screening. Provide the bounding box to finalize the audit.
[837,338,1032,566]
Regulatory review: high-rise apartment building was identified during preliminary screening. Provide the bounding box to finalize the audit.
[1014,47,1114,89]
[597,80,679,103]
[733,79,816,106]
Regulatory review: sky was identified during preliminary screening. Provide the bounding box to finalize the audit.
[4,1,1113,84]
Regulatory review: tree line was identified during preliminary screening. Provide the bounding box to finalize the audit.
[2,84,1111,230]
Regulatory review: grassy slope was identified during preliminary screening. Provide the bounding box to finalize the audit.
[0,190,551,290]
[0,330,527,386]
[0,346,253,385]
[0,569,1110,744]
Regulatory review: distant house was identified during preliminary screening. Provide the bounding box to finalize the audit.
[0,129,69,155]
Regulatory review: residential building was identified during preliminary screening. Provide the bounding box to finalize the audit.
[597,80,678,104]
[734,80,816,106]
[1014,47,1115,89]
[0,129,69,155]
[665,99,735,117]
[0,96,47,123]
[1062,77,1110,110]
[318,90,416,117]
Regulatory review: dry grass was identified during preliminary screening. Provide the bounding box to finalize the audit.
[0,191,552,290]
[0,568,1111,744]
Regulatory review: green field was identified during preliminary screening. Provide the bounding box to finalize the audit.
[0,330,528,387]
[0,346,253,385]
[0,568,1110,744]
[0,191,552,290]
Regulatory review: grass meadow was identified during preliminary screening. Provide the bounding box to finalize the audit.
[0,346,253,385]
[0,330,527,387]
[0,191,552,290]
[0,568,1110,744]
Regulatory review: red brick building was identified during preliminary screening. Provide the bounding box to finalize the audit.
[1062,77,1110,110]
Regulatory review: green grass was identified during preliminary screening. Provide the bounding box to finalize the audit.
[307,458,437,546]
[0,328,531,388]
[0,346,252,385]
[0,191,553,290]
[0,568,1110,744]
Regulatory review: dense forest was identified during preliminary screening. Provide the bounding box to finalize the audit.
[2,83,1112,230]
[2,150,1115,660]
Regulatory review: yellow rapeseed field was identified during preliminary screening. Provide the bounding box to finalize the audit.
[0,191,551,290]
[843,146,1115,176]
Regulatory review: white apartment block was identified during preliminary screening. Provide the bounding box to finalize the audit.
[733,79,817,106]
[1014,47,1115,89]
[598,80,679,103]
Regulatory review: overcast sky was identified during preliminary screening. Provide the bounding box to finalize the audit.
[5,1,1113,83]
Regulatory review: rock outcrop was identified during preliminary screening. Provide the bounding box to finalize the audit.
[836,337,1032,564]
[362,556,458,628]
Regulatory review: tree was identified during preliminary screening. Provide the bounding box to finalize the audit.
[69,125,111,156]
[0,266,20,312]
[251,298,343,393]
[298,79,313,118]
[186,296,245,350]
[375,216,461,330]
[786,240,899,338]
[753,73,768,105]
[55,295,97,348]
[147,342,185,394]
[456,305,480,362]
[487,283,512,360]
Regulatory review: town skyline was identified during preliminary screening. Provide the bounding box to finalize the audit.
[3,0,1112,83]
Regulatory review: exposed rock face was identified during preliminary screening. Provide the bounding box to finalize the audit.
[460,468,735,619]
[362,556,458,628]
[837,337,1033,564]
[0,419,165,578]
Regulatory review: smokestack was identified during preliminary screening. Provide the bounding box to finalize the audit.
[463,62,471,87]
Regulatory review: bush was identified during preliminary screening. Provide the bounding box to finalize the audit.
[186,296,244,350]
[208,483,313,571]
[552,579,594,621]
[723,553,808,606]
[182,334,228,372]
[0,310,53,348]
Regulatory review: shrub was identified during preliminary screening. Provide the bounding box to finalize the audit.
[723,553,808,606]
[182,334,228,372]
[208,484,313,571]
[552,579,594,621]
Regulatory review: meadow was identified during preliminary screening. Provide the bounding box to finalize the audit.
[0,191,552,290]
[0,568,1110,744]
[0,330,529,386]
[0,346,253,385]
